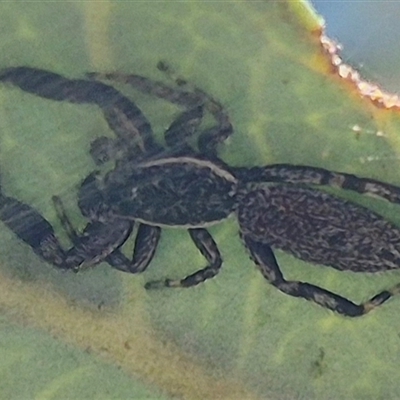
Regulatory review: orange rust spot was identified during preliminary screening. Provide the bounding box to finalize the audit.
[320,34,400,111]
[310,26,324,37]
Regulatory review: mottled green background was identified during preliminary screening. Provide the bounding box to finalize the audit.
[1,1,400,399]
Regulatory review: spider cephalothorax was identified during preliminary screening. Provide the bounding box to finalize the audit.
[2,65,400,317]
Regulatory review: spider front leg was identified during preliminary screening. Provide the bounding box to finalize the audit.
[58,201,161,275]
[89,135,149,166]
[52,195,133,269]
[145,228,222,289]
[87,65,233,156]
[0,67,159,154]
[161,97,230,155]
[241,234,395,317]
[163,106,204,150]
[0,179,134,272]
[155,61,233,154]
[0,190,72,270]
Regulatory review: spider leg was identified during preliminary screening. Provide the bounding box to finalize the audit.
[110,224,161,274]
[164,106,204,150]
[0,67,159,155]
[0,191,69,269]
[86,71,203,109]
[65,218,133,269]
[52,195,80,243]
[0,181,134,271]
[196,97,233,157]
[89,136,147,166]
[162,100,232,156]
[73,224,160,275]
[145,228,222,289]
[154,61,233,155]
[53,179,137,271]
[86,66,233,156]
[242,233,396,317]
[53,191,161,274]
[53,195,130,265]
[237,164,400,205]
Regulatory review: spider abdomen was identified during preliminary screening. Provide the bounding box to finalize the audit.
[238,185,400,272]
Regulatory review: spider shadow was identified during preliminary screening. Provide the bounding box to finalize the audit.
[0,229,125,311]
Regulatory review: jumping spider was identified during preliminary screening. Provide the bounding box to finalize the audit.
[2,65,400,317]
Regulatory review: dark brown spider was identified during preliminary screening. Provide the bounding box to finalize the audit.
[1,65,400,317]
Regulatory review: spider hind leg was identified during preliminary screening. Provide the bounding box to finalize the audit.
[242,234,395,317]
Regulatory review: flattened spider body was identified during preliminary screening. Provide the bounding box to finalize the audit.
[239,185,400,272]
[2,65,400,317]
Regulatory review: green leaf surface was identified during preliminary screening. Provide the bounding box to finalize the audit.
[1,1,400,399]
[0,315,167,400]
